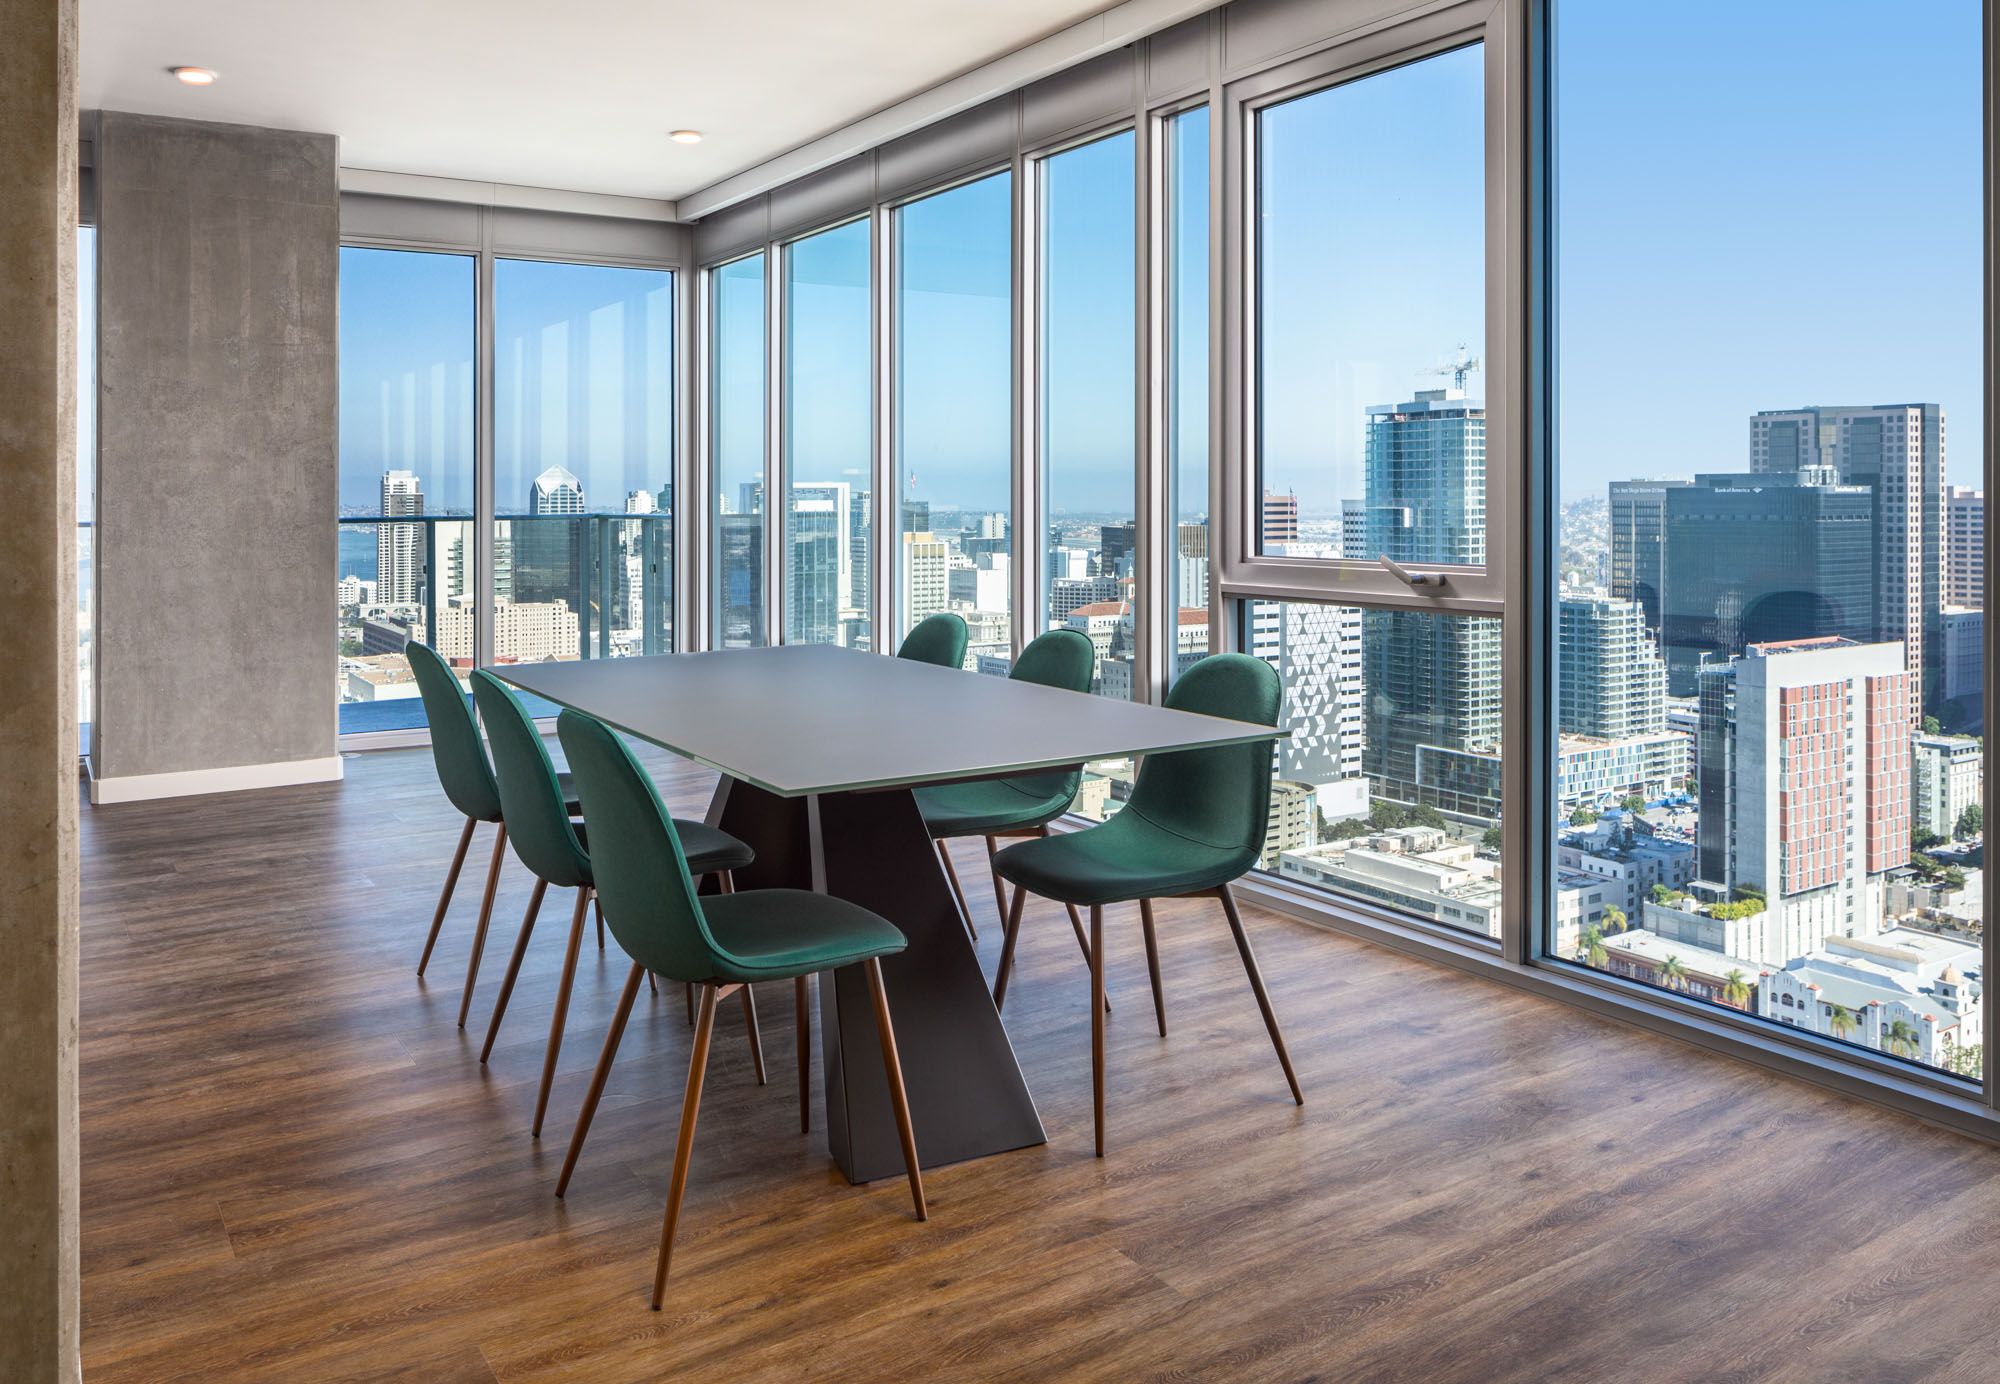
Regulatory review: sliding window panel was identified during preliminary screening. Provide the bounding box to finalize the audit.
[1551,0,1987,1085]
[783,219,873,649]
[1223,8,1505,611]
[710,253,768,648]
[1038,130,1139,700]
[336,247,477,734]
[1165,106,1212,685]
[1221,599,1502,940]
[494,259,675,688]
[893,172,1014,666]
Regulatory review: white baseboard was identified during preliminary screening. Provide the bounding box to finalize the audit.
[88,754,345,805]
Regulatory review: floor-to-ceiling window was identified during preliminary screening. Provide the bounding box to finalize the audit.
[894,172,1013,667]
[336,247,477,733]
[494,259,674,672]
[711,253,767,648]
[77,224,94,755]
[1165,106,1212,685]
[783,219,872,649]
[1039,130,1139,709]
[1236,41,1496,936]
[1551,0,1986,1080]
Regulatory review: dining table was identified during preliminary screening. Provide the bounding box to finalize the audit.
[493,643,1285,1184]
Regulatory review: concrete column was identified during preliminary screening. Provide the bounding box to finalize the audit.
[0,0,81,1379]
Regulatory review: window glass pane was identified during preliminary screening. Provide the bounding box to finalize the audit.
[712,254,767,648]
[784,219,872,649]
[1255,44,1484,562]
[1235,601,1501,940]
[1555,0,1985,1081]
[1041,130,1137,699]
[495,259,675,682]
[77,225,94,755]
[1168,107,1212,685]
[895,171,1012,668]
[336,247,477,734]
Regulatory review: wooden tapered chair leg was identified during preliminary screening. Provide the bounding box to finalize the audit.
[1217,885,1303,1106]
[594,893,606,951]
[936,839,978,940]
[983,836,1009,924]
[992,883,1029,1012]
[532,886,593,1137]
[741,986,767,1085]
[1139,898,1167,1037]
[795,975,812,1134]
[862,959,927,1221]
[480,878,549,1062]
[418,817,477,976]
[652,982,722,1309]
[456,824,509,1028]
[556,960,645,1197]
[684,983,694,1024]
[1090,904,1107,1157]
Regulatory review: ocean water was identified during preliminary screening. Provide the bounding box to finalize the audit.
[338,527,378,582]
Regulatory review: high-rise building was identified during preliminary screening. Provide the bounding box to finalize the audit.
[1911,732,1981,840]
[1360,389,1501,817]
[1262,489,1299,545]
[1559,596,1667,739]
[1100,522,1136,580]
[717,513,763,646]
[1249,600,1365,793]
[790,482,854,644]
[1751,405,1945,716]
[377,470,425,606]
[1945,485,1982,608]
[1659,470,1874,696]
[848,489,872,623]
[1693,637,1910,963]
[1608,479,1690,636]
[514,466,587,609]
[900,531,950,631]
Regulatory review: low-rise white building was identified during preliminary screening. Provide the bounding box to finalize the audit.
[1912,732,1981,840]
[1558,824,1697,919]
[1756,929,1981,1070]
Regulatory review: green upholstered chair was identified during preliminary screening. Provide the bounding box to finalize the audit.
[468,671,757,1139]
[554,709,928,1308]
[408,641,581,986]
[917,629,1098,964]
[896,612,969,669]
[989,653,1303,1155]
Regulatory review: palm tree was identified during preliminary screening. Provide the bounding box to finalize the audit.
[1577,926,1607,968]
[1656,955,1689,992]
[1884,1019,1922,1060]
[1827,1004,1860,1041]
[1601,906,1628,936]
[1720,969,1750,1008]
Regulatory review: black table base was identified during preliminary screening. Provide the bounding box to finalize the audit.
[706,776,1047,1184]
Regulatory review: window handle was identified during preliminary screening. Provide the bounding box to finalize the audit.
[1379,554,1449,589]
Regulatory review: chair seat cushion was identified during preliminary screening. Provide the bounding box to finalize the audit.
[673,820,756,876]
[990,809,1258,907]
[698,889,907,981]
[571,818,754,880]
[915,777,1070,838]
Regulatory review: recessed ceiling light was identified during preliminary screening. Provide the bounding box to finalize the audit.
[171,67,218,86]
[670,130,703,145]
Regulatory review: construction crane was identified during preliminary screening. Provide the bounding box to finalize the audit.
[1424,342,1481,391]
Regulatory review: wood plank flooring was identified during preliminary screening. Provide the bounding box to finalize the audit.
[77,744,2000,1382]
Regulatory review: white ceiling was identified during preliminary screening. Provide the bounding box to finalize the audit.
[80,0,1130,204]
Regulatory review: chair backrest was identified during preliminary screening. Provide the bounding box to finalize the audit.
[1006,628,1098,802]
[1125,654,1282,857]
[556,709,729,983]
[469,670,591,890]
[407,642,501,823]
[897,612,969,669]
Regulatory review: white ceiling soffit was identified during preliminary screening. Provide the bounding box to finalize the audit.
[81,0,1217,220]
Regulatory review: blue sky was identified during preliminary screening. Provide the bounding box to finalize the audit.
[338,0,1985,519]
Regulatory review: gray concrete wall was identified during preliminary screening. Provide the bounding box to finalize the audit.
[0,0,81,1376]
[93,113,338,783]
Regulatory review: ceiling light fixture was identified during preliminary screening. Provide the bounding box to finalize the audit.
[670,130,703,145]
[171,66,218,86]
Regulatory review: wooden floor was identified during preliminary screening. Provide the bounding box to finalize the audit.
[78,745,2000,1383]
